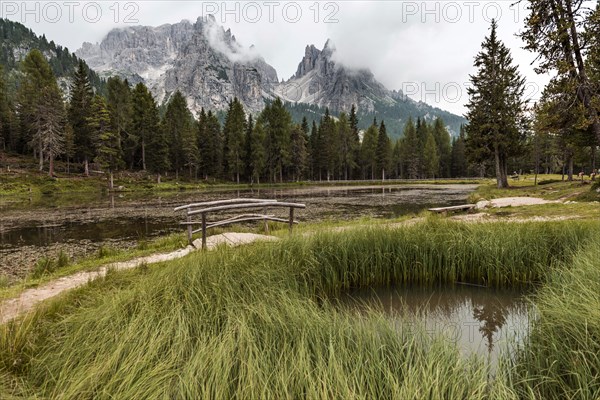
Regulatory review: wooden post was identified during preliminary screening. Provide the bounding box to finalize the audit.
[201,212,207,250]
[289,207,294,234]
[263,207,269,234]
[187,213,193,245]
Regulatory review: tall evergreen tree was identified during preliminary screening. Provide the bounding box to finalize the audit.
[259,98,292,182]
[244,114,254,181]
[223,98,246,183]
[466,20,528,188]
[0,65,11,150]
[18,49,65,173]
[309,121,320,180]
[290,124,308,181]
[106,77,132,168]
[423,131,440,179]
[348,105,361,179]
[450,125,468,178]
[197,110,223,180]
[376,120,392,180]
[88,95,123,189]
[142,92,168,182]
[520,0,600,147]
[68,59,94,175]
[432,118,452,178]
[163,91,197,177]
[250,119,266,184]
[402,117,420,179]
[360,122,378,180]
[337,112,356,180]
[130,83,157,171]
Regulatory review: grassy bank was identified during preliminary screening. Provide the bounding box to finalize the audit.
[470,174,600,203]
[1,220,599,398]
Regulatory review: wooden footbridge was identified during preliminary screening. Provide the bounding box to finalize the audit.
[175,198,306,249]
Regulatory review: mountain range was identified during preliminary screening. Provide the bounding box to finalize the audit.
[1,16,467,138]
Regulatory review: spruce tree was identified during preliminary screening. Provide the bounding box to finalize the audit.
[260,98,292,182]
[223,98,246,183]
[520,0,600,146]
[360,122,378,180]
[244,114,254,181]
[450,125,468,178]
[337,113,355,180]
[163,91,197,177]
[309,121,320,180]
[68,60,94,175]
[376,120,392,180]
[88,95,123,189]
[107,77,133,168]
[197,110,223,180]
[423,131,440,179]
[131,83,157,171]
[18,50,65,174]
[432,118,452,178]
[466,20,528,188]
[142,91,168,182]
[402,117,420,179]
[250,119,266,184]
[290,124,308,181]
[349,105,361,179]
[0,65,10,150]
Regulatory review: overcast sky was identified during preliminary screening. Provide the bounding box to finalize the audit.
[2,1,551,115]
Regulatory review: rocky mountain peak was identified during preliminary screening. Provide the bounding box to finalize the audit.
[76,17,278,114]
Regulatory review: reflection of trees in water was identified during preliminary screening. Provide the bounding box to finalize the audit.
[472,299,507,353]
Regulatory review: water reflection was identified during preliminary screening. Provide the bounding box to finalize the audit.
[337,285,530,363]
[1,184,476,249]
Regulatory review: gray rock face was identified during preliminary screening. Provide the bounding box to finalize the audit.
[76,17,278,114]
[274,40,398,114]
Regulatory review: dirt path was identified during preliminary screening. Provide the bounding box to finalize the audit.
[0,233,278,324]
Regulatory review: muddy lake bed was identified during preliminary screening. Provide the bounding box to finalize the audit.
[1,184,476,280]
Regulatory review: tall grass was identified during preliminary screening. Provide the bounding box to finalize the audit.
[510,243,600,399]
[0,220,598,398]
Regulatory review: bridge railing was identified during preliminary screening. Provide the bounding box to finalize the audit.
[174,198,306,249]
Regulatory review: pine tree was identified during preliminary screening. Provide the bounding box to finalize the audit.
[466,20,528,188]
[337,113,356,180]
[18,49,65,174]
[68,60,94,175]
[32,85,66,176]
[391,139,403,178]
[432,118,452,178]
[349,105,361,179]
[143,92,169,182]
[309,121,320,180]
[360,122,378,180]
[416,118,430,178]
[376,120,392,180]
[250,119,266,184]
[107,77,132,168]
[423,131,440,179]
[260,98,292,182]
[163,91,197,177]
[290,124,308,181]
[402,117,420,179]
[244,114,254,181]
[0,65,10,150]
[450,125,468,178]
[88,95,123,189]
[223,98,246,183]
[197,110,223,180]
[131,83,157,171]
[520,0,600,147]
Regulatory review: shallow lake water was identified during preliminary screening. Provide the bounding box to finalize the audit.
[0,184,476,278]
[337,285,531,366]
